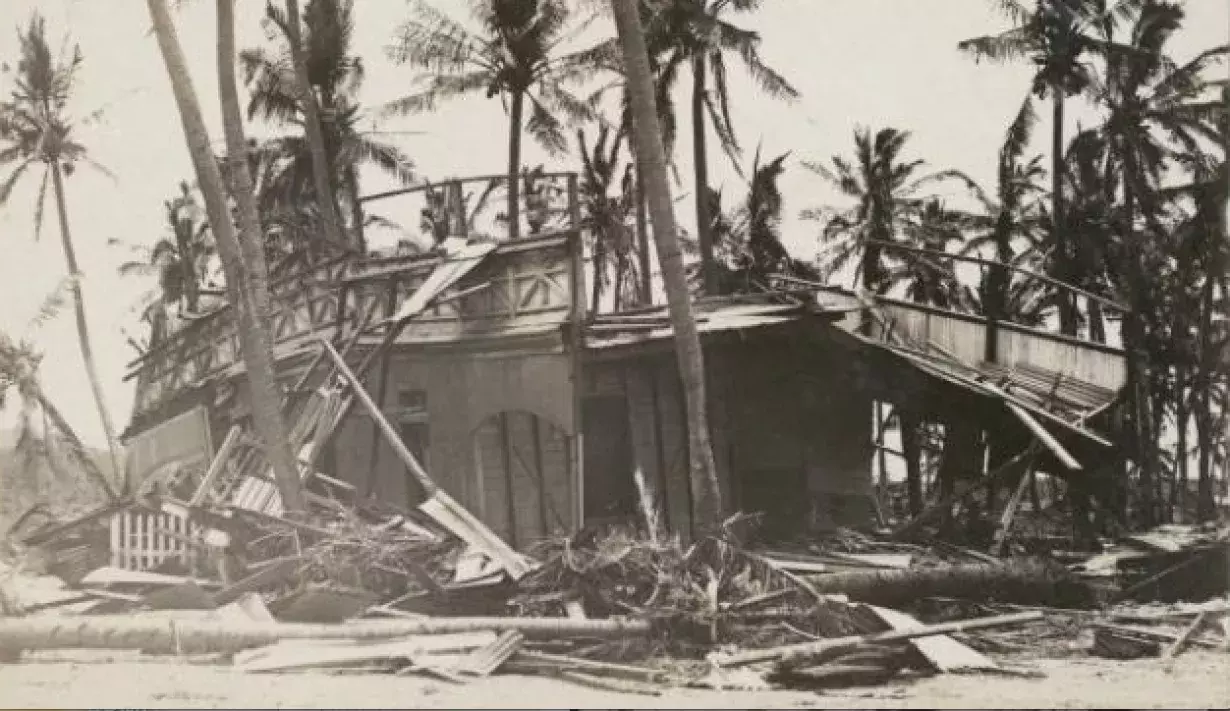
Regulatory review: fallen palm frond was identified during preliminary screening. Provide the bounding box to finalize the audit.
[242,505,463,603]
[511,525,864,660]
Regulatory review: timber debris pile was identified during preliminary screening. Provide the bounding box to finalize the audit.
[1,488,1227,694]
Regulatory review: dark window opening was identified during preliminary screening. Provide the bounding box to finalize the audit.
[394,389,430,498]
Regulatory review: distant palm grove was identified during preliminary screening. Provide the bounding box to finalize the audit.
[0,0,1226,529]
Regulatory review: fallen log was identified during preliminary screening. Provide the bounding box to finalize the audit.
[802,561,1092,608]
[0,615,651,656]
[713,611,1042,669]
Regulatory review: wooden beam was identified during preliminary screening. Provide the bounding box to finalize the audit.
[189,425,242,507]
[319,339,438,496]
[991,453,1037,556]
[1005,402,1082,471]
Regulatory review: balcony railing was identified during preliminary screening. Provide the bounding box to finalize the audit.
[125,172,583,429]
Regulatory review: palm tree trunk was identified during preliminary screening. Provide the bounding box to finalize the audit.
[507,89,525,241]
[48,163,124,490]
[217,0,305,514]
[284,0,348,254]
[1052,92,1077,337]
[145,0,305,514]
[691,53,717,296]
[1174,364,1188,520]
[611,0,723,535]
[635,165,651,304]
[36,390,117,501]
[1195,271,1216,520]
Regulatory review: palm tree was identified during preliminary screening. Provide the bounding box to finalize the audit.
[960,0,1140,336]
[145,0,305,513]
[640,0,799,296]
[952,98,1053,332]
[801,127,960,296]
[384,0,605,240]
[0,14,124,486]
[0,290,118,502]
[707,149,818,294]
[118,181,216,314]
[1089,1,1227,524]
[241,0,416,255]
[610,0,723,535]
[577,123,639,312]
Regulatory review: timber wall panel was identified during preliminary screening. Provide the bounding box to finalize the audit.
[653,362,693,538]
[624,365,665,527]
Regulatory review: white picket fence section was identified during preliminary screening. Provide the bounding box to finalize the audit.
[108,509,200,571]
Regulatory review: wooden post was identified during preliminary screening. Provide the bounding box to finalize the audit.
[991,453,1037,556]
[567,173,586,531]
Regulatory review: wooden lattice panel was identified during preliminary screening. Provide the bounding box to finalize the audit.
[108,509,201,571]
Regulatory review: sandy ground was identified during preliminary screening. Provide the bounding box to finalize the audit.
[0,650,1226,709]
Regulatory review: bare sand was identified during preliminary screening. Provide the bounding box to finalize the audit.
[0,649,1225,709]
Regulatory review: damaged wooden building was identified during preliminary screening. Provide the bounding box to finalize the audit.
[117,173,1129,557]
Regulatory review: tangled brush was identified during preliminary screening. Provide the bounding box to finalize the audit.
[245,507,463,601]
[511,523,864,660]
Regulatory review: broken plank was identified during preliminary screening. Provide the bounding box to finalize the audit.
[509,649,666,682]
[1163,611,1211,659]
[1005,402,1081,471]
[860,605,999,673]
[714,611,1042,669]
[212,557,303,607]
[79,567,221,590]
[460,630,524,676]
[235,631,498,673]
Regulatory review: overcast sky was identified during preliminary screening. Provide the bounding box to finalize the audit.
[0,0,1225,448]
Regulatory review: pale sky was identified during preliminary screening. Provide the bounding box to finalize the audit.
[0,0,1225,448]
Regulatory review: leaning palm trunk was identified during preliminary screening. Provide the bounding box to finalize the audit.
[284,0,349,254]
[48,164,123,490]
[36,390,117,501]
[217,0,306,514]
[611,0,723,535]
[0,615,651,656]
[691,53,717,296]
[144,0,305,514]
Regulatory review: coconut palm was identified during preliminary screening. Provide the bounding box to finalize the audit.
[1089,1,1227,524]
[0,13,124,486]
[610,0,723,534]
[145,0,305,513]
[0,289,118,502]
[383,0,606,240]
[801,127,961,296]
[705,149,818,295]
[951,98,1053,329]
[638,0,799,296]
[960,0,1140,335]
[577,123,640,312]
[241,0,416,256]
[117,181,216,314]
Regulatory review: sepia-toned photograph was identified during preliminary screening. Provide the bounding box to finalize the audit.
[0,0,1226,707]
